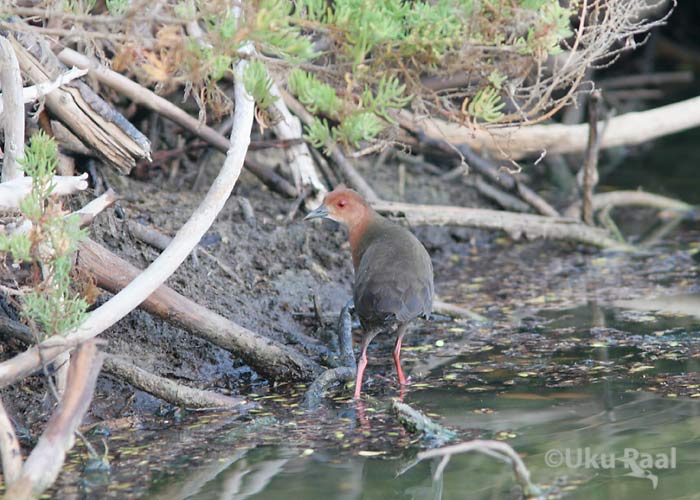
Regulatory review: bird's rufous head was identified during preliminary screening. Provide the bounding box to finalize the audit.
[304,185,372,229]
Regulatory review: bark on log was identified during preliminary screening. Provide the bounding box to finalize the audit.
[76,238,321,382]
[373,200,632,250]
[8,33,150,174]
[400,95,700,160]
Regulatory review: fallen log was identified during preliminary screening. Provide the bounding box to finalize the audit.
[76,238,322,382]
[373,200,633,250]
[400,95,700,160]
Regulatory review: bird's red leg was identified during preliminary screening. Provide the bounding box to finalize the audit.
[354,347,368,399]
[393,324,408,386]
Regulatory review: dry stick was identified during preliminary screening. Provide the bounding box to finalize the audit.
[373,200,633,250]
[280,89,380,202]
[57,48,297,198]
[5,341,104,500]
[581,90,602,225]
[416,440,541,497]
[102,356,247,409]
[0,53,256,390]
[399,117,559,217]
[472,177,532,213]
[563,190,693,219]
[76,237,321,382]
[0,35,25,182]
[0,398,22,487]
[402,95,700,160]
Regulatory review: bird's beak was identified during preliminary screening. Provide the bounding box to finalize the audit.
[304,204,330,221]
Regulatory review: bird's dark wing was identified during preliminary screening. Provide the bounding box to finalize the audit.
[353,229,433,327]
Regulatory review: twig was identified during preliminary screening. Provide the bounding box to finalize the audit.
[0,46,257,390]
[402,120,559,216]
[304,367,355,409]
[473,177,532,213]
[103,356,248,409]
[5,340,104,500]
[268,81,327,206]
[57,48,297,198]
[70,188,118,228]
[10,34,150,174]
[416,440,541,497]
[581,90,602,225]
[374,200,633,250]
[0,35,25,181]
[562,190,693,218]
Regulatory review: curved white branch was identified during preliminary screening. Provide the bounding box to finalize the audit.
[0,56,255,388]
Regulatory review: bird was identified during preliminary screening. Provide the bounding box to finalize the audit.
[305,186,434,399]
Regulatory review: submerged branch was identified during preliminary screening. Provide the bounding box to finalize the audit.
[416,440,541,497]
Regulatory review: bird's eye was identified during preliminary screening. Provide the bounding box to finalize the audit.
[337,200,347,208]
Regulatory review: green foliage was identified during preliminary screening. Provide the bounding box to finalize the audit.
[467,87,505,123]
[106,0,130,16]
[304,117,333,150]
[242,60,277,108]
[248,0,316,61]
[3,133,88,340]
[287,69,342,116]
[361,75,412,124]
[335,112,384,147]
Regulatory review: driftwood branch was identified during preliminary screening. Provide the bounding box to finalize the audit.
[76,238,321,381]
[0,398,22,487]
[0,66,88,115]
[103,356,248,409]
[563,190,693,219]
[4,340,103,500]
[402,119,558,217]
[57,48,297,198]
[403,95,700,160]
[9,33,150,174]
[373,200,633,250]
[0,173,89,210]
[0,53,256,390]
[0,35,25,182]
[416,440,541,497]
